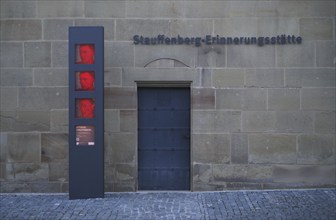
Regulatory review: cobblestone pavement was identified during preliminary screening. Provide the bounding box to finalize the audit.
[1,189,335,219]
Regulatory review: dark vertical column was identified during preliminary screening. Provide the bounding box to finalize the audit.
[68,27,104,199]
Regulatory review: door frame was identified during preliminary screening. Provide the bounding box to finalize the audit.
[136,81,192,191]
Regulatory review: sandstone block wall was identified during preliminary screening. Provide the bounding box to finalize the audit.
[0,0,335,192]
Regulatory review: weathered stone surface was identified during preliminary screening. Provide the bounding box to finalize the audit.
[105,68,122,87]
[114,181,135,192]
[285,68,335,87]
[242,111,314,133]
[135,45,195,68]
[41,133,68,162]
[0,43,23,67]
[75,19,115,41]
[193,163,212,184]
[18,87,68,110]
[273,165,335,184]
[120,110,137,132]
[0,163,5,180]
[50,110,68,132]
[43,19,73,40]
[115,164,136,182]
[298,135,335,165]
[193,134,230,163]
[300,18,333,40]
[105,110,120,132]
[0,68,33,86]
[122,68,199,87]
[0,1,36,18]
[105,42,134,67]
[301,88,335,110]
[212,69,245,88]
[7,133,40,163]
[0,133,7,163]
[49,162,68,181]
[52,41,68,67]
[193,110,241,133]
[213,164,248,182]
[117,19,169,41]
[24,42,51,67]
[247,165,273,182]
[315,111,335,134]
[85,1,125,18]
[104,87,136,109]
[14,163,48,181]
[37,1,84,18]
[231,133,248,164]
[245,69,284,88]
[227,45,275,68]
[216,89,267,110]
[192,88,215,109]
[171,19,212,37]
[109,133,136,164]
[200,69,212,88]
[316,41,335,67]
[277,42,314,67]
[34,68,67,86]
[268,89,300,110]
[0,20,41,40]
[249,134,297,164]
[1,111,50,132]
[0,87,18,110]
[198,45,226,67]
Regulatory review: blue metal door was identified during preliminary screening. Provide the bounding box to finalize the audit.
[138,87,190,190]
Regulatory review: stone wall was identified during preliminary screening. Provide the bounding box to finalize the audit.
[0,0,335,192]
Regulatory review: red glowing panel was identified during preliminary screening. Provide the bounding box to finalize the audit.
[76,71,95,91]
[76,98,95,118]
[76,44,95,64]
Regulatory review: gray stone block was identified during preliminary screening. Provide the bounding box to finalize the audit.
[122,68,199,87]
[247,165,273,182]
[0,68,33,86]
[52,41,68,67]
[14,163,48,181]
[7,133,40,163]
[105,110,120,132]
[0,133,8,163]
[300,18,333,40]
[227,45,275,68]
[273,165,335,185]
[316,41,336,67]
[0,1,36,18]
[0,87,18,110]
[216,88,267,110]
[105,68,122,87]
[116,19,169,41]
[285,68,335,87]
[198,45,226,67]
[242,111,314,133]
[192,88,215,109]
[1,111,50,132]
[50,110,68,132]
[41,133,68,163]
[109,133,136,163]
[212,164,248,182]
[34,68,67,86]
[24,42,51,67]
[231,133,248,164]
[301,88,335,110]
[18,87,68,110]
[135,45,195,68]
[0,43,23,67]
[193,110,241,133]
[104,87,136,109]
[120,110,137,132]
[49,162,68,181]
[37,1,84,18]
[200,68,212,88]
[171,19,212,37]
[212,69,245,88]
[245,69,284,88]
[315,111,335,134]
[114,181,135,192]
[0,20,41,40]
[85,1,125,18]
[277,42,314,67]
[249,134,297,164]
[268,89,300,110]
[105,42,134,67]
[43,19,73,40]
[75,19,115,41]
[193,134,230,164]
[193,163,212,184]
[298,135,335,165]
[115,163,136,182]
